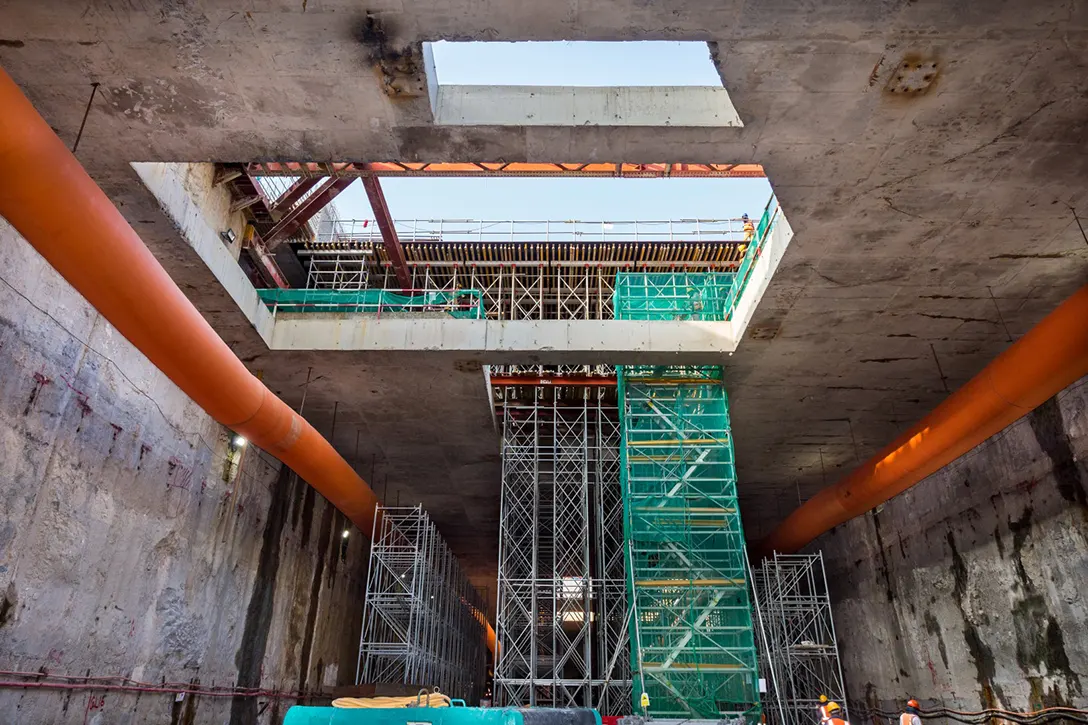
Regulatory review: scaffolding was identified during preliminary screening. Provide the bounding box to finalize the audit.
[494,401,632,714]
[357,505,488,702]
[750,553,848,725]
[293,218,750,320]
[618,365,760,722]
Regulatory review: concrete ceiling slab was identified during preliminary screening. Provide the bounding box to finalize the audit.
[2,0,1087,588]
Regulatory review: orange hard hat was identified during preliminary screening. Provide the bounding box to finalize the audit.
[907,699,920,709]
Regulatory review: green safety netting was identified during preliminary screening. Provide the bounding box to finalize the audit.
[618,363,760,716]
[255,288,485,319]
[613,273,737,322]
[612,198,779,326]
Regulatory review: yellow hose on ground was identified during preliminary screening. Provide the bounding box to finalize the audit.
[333,692,452,709]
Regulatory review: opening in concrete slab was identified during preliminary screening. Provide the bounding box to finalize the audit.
[140,162,793,357]
[422,41,741,127]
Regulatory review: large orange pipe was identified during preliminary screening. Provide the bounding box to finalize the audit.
[760,282,1088,555]
[0,70,500,653]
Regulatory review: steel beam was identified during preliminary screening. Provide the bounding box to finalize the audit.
[263,176,354,248]
[246,161,766,179]
[242,225,290,288]
[360,175,412,289]
[269,177,321,220]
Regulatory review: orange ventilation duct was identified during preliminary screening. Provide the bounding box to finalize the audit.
[0,70,499,652]
[760,282,1088,555]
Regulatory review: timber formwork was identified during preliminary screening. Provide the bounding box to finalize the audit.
[294,218,750,320]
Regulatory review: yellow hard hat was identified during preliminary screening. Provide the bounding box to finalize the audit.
[819,695,829,704]
[827,702,841,713]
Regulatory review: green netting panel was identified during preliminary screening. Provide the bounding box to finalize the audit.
[613,273,736,322]
[256,288,484,319]
[618,363,760,722]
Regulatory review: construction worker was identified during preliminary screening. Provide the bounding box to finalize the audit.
[820,701,848,725]
[900,699,922,725]
[742,213,756,244]
[817,694,831,722]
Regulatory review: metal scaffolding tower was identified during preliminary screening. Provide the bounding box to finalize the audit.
[618,365,761,722]
[613,273,761,722]
[495,401,632,713]
[357,505,488,702]
[750,553,848,725]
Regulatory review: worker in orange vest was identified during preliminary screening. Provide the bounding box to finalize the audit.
[900,699,922,725]
[819,700,848,725]
[742,213,755,244]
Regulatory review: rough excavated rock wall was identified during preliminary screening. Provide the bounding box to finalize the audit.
[821,376,1088,715]
[0,219,368,724]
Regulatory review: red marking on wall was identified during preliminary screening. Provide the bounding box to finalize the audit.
[137,443,152,471]
[83,693,106,725]
[166,456,193,491]
[59,372,88,400]
[24,371,52,415]
[47,648,64,665]
[1015,477,1041,493]
[129,618,136,638]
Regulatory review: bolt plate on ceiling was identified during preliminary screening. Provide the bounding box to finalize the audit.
[886,56,939,95]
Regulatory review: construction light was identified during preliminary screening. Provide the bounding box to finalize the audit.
[342,529,350,539]
[232,435,247,449]
[219,228,237,245]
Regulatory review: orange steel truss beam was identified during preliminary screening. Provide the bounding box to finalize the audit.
[245,162,766,179]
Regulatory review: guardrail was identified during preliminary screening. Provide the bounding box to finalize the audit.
[256,288,486,319]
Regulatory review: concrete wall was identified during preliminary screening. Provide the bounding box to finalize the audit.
[0,219,368,724]
[821,376,1088,715]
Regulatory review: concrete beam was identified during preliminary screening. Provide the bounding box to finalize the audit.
[267,316,739,365]
[430,85,744,127]
[132,162,276,343]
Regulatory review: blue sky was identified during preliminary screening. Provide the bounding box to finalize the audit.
[428,40,723,87]
[329,41,768,223]
[334,177,772,222]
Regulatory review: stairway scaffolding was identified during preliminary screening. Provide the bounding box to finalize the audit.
[616,273,761,722]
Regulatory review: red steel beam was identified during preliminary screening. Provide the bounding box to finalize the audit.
[246,162,766,179]
[243,225,289,288]
[360,176,412,290]
[269,177,321,220]
[490,375,618,387]
[263,176,354,248]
